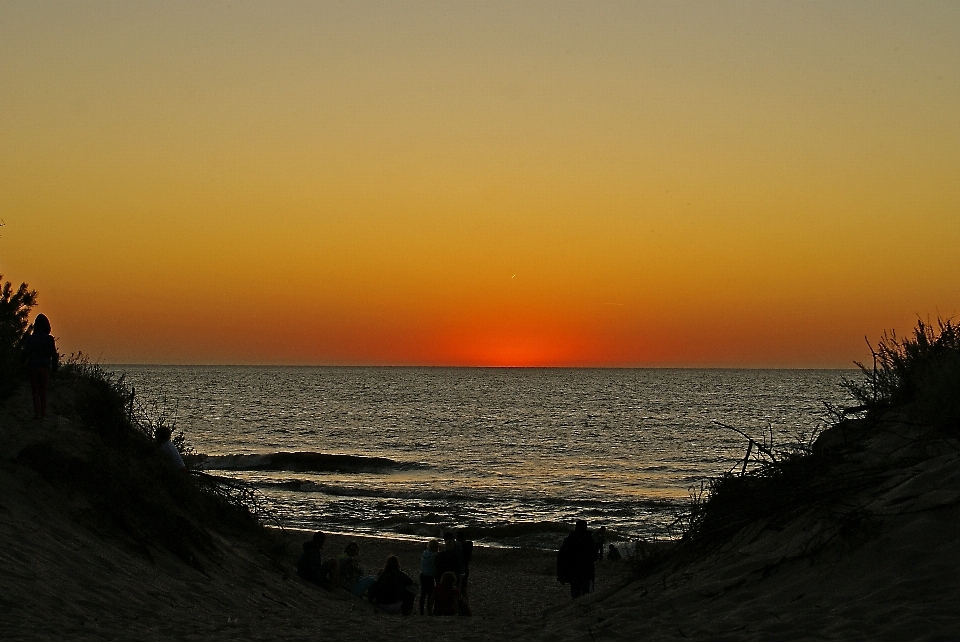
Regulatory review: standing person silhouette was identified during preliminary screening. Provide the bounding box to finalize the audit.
[595,526,607,560]
[456,531,474,595]
[419,539,440,615]
[435,532,463,586]
[23,314,58,420]
[557,520,598,599]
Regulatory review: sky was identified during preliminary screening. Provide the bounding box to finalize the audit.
[2,1,958,367]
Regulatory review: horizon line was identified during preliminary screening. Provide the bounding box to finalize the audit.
[99,362,858,370]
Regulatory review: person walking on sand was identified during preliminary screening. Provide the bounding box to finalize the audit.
[22,313,58,420]
[557,520,598,599]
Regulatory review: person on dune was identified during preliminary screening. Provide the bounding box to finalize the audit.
[22,313,58,420]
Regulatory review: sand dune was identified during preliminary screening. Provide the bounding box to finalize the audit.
[538,413,960,641]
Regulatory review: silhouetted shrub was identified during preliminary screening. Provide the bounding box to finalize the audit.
[0,277,38,398]
[842,318,960,425]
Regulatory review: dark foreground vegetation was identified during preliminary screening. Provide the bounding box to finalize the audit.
[0,275,276,569]
[633,318,960,576]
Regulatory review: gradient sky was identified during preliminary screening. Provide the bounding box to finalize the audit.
[2,1,958,366]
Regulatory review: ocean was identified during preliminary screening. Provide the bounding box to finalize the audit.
[115,366,854,549]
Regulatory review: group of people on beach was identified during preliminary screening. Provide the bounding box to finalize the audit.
[296,530,473,616]
[418,531,473,616]
[298,520,619,615]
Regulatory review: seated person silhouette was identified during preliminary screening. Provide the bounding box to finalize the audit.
[367,555,417,615]
[431,571,460,616]
[296,532,338,590]
[337,541,377,596]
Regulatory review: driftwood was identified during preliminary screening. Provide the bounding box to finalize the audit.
[713,421,778,475]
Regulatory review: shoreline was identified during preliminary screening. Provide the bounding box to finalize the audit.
[275,524,643,552]
[279,525,552,550]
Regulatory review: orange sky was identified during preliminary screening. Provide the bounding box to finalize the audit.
[2,1,958,366]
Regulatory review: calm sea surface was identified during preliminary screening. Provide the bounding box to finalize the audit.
[115,367,854,549]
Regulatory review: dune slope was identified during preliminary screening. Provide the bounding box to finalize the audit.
[536,413,960,641]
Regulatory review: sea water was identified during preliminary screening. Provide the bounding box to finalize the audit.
[115,367,854,549]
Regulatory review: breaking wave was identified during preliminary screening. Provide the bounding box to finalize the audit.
[249,478,685,511]
[202,451,425,473]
